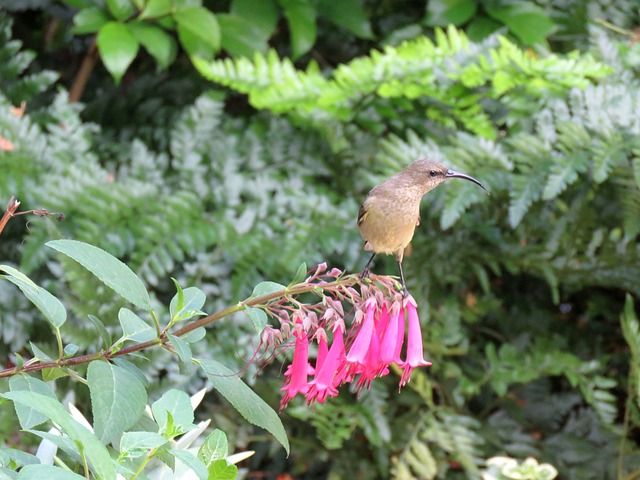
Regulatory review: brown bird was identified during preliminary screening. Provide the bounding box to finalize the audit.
[358,159,488,294]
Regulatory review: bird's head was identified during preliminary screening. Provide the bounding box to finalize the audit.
[404,159,489,194]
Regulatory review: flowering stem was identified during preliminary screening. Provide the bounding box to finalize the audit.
[0,275,359,379]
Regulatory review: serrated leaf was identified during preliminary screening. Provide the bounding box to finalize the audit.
[87,361,147,444]
[151,390,195,435]
[13,464,86,480]
[168,333,192,363]
[207,459,238,479]
[127,21,177,68]
[2,392,116,479]
[170,450,209,480]
[245,307,268,333]
[200,359,289,454]
[46,240,151,310]
[198,429,228,467]
[0,265,67,329]
[9,376,57,430]
[119,431,168,458]
[251,281,286,297]
[119,308,157,343]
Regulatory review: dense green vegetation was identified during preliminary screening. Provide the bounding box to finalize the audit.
[1,0,640,478]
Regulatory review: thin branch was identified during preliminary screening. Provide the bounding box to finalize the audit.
[69,37,99,103]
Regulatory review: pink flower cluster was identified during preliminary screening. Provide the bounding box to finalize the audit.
[279,293,431,409]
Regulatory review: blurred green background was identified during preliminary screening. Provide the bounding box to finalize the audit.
[1,0,640,478]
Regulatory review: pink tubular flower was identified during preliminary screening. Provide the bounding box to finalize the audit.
[306,326,346,404]
[280,329,313,410]
[399,295,431,387]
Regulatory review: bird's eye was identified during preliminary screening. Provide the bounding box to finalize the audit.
[429,170,437,177]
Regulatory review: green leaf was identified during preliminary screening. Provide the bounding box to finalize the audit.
[139,0,173,19]
[119,308,157,343]
[181,327,206,344]
[87,360,147,444]
[2,392,116,479]
[106,0,135,20]
[88,315,112,348]
[29,342,52,361]
[15,465,86,480]
[251,281,286,297]
[318,0,373,39]
[207,459,238,479]
[230,0,279,38]
[96,21,140,83]
[119,431,168,458]
[170,286,206,322]
[127,21,177,68]
[167,333,192,363]
[72,7,111,34]
[218,14,270,58]
[24,430,81,463]
[198,429,227,467]
[46,240,151,310]
[9,376,57,430]
[200,359,289,454]
[424,0,476,26]
[42,367,69,382]
[278,0,316,59]
[174,7,221,59]
[466,15,501,41]
[0,265,67,329]
[288,262,307,287]
[245,307,268,333]
[485,2,554,46]
[151,389,195,435]
[170,450,209,480]
[63,344,79,357]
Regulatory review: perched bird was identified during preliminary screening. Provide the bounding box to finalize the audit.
[357,159,488,294]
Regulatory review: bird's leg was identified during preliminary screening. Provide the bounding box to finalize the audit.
[360,252,376,279]
[397,260,408,296]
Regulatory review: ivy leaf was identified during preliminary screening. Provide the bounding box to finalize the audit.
[47,240,151,310]
[278,0,316,59]
[200,359,289,454]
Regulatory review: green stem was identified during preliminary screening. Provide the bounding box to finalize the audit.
[0,275,358,379]
[55,327,64,359]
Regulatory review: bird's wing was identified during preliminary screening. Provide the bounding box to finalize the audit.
[357,201,368,227]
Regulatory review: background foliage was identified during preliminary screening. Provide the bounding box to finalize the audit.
[1,0,640,478]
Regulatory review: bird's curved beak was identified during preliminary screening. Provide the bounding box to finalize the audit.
[446,170,490,194]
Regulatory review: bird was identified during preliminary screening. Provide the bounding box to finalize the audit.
[357,159,488,294]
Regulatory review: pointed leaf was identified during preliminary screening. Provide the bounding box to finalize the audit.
[127,21,177,68]
[231,0,279,38]
[88,315,112,348]
[87,360,147,444]
[245,307,268,333]
[151,390,195,434]
[278,0,316,59]
[119,431,168,458]
[119,308,156,343]
[96,21,139,83]
[170,286,206,322]
[2,392,116,479]
[288,262,307,287]
[174,7,220,59]
[9,376,57,429]
[106,0,135,20]
[318,0,373,38]
[168,333,192,363]
[170,450,209,480]
[140,0,172,19]
[251,281,286,297]
[15,464,86,480]
[200,359,289,454]
[198,429,228,467]
[72,6,110,34]
[0,265,67,328]
[46,240,151,309]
